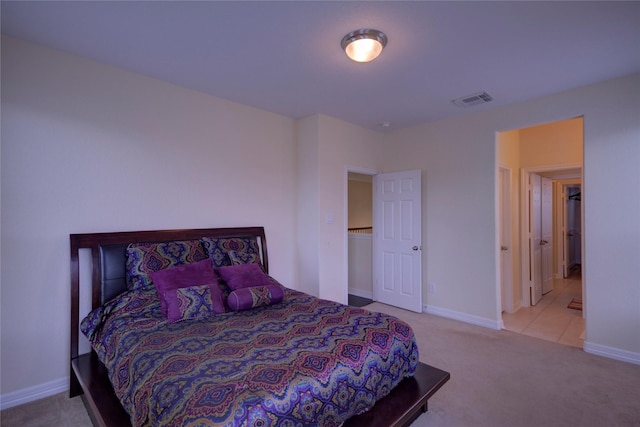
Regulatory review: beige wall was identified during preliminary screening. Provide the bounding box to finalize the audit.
[381,74,640,363]
[1,36,298,397]
[519,117,583,168]
[347,177,373,229]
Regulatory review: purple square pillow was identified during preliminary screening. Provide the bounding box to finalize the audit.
[227,285,285,312]
[149,259,224,318]
[215,263,272,291]
[171,284,223,323]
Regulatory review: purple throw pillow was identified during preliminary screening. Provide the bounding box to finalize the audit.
[149,259,224,319]
[126,240,207,291]
[227,285,284,311]
[201,237,260,268]
[215,263,272,291]
[172,284,221,323]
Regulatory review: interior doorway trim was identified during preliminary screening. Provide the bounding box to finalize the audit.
[519,163,583,309]
[498,165,514,314]
[344,166,379,304]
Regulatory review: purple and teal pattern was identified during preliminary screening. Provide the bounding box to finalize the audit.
[125,240,207,290]
[201,237,261,268]
[228,249,262,266]
[227,284,284,311]
[82,287,418,427]
[175,285,217,322]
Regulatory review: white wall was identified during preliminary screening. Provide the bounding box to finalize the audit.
[348,234,373,298]
[295,116,321,296]
[381,73,640,362]
[296,114,383,304]
[1,36,298,398]
[580,74,640,362]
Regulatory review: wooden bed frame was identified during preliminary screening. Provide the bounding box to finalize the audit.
[70,226,449,427]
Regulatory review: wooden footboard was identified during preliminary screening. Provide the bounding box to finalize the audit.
[345,362,450,427]
[72,354,449,427]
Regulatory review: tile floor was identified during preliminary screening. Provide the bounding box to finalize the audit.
[502,274,585,348]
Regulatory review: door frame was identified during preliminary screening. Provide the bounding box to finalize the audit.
[554,179,582,279]
[498,165,514,313]
[519,163,582,308]
[344,166,379,303]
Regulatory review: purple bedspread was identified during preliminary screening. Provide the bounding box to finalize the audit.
[82,287,418,426]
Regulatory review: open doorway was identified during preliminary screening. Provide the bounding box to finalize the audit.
[562,183,582,279]
[497,117,585,348]
[346,171,374,307]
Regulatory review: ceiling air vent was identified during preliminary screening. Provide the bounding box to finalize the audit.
[452,91,494,108]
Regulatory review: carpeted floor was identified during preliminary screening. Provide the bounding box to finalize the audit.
[366,302,640,427]
[2,303,639,426]
[0,392,90,427]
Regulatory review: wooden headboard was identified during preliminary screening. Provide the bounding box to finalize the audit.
[69,226,268,398]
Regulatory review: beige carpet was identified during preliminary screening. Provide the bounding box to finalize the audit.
[2,303,639,426]
[366,302,640,427]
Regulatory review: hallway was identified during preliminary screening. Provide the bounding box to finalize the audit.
[502,272,584,348]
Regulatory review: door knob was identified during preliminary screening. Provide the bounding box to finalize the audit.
[412,246,420,251]
[501,246,508,251]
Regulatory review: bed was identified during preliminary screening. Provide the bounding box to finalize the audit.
[70,226,449,426]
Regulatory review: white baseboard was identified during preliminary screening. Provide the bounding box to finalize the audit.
[348,288,373,300]
[423,304,503,330]
[0,377,68,410]
[584,341,640,366]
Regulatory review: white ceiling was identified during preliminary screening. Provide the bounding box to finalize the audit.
[2,1,639,131]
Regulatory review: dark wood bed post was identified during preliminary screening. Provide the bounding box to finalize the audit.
[70,234,103,397]
[70,236,81,397]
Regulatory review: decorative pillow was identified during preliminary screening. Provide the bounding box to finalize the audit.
[149,259,224,319]
[215,263,272,291]
[227,284,284,311]
[126,240,207,290]
[172,284,221,323]
[201,237,261,268]
[228,250,262,266]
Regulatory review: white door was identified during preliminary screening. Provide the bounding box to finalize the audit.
[541,177,554,294]
[529,173,543,305]
[373,170,422,313]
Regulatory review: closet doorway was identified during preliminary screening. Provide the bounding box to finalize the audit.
[346,171,374,307]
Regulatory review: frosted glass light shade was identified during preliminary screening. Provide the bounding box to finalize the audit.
[341,29,387,63]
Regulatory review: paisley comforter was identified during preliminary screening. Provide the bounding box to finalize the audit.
[81,287,419,426]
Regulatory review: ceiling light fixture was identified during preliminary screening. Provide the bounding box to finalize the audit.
[341,29,387,63]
